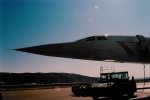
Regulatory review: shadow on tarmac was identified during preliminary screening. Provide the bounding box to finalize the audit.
[71,94,150,100]
[98,96,131,100]
[93,95,150,100]
[93,95,136,100]
[70,94,135,100]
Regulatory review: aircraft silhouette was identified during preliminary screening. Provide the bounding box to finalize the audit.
[16,35,150,63]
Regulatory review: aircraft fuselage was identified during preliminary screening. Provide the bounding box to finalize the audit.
[16,35,150,63]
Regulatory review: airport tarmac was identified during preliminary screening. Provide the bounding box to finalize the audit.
[2,86,150,100]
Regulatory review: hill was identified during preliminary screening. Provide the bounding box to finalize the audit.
[0,72,99,85]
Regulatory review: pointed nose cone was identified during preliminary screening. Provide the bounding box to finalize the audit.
[15,43,72,57]
[15,46,43,54]
[15,45,49,56]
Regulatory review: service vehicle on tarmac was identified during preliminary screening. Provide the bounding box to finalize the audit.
[72,70,137,100]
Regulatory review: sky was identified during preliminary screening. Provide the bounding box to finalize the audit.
[1,0,150,78]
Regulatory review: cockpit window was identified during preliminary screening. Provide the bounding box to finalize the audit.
[85,36,95,41]
[97,36,108,40]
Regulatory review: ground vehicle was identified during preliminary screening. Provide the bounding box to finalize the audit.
[0,93,2,100]
[72,71,137,100]
[91,71,137,100]
[72,83,91,96]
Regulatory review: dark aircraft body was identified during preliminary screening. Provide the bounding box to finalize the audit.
[16,35,150,63]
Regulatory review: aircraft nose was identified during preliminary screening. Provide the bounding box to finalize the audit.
[15,43,69,57]
[15,46,44,54]
[15,45,51,56]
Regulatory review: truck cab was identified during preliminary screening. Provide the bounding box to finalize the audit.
[91,71,137,100]
[72,71,137,100]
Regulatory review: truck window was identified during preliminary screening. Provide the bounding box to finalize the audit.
[121,73,128,79]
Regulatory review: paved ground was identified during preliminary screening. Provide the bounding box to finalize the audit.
[1,83,150,100]
[2,87,91,100]
[2,87,150,100]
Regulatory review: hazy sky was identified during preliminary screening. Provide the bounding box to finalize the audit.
[1,0,150,78]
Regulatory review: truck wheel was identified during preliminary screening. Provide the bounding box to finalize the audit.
[92,96,99,100]
[128,91,134,98]
[0,92,3,100]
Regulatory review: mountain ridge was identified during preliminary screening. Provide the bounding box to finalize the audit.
[0,72,99,85]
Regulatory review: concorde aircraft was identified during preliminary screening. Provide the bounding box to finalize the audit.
[16,35,150,63]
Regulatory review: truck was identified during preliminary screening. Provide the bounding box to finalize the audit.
[72,71,137,100]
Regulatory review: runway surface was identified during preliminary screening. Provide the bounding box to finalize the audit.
[3,87,92,100]
[2,83,150,100]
